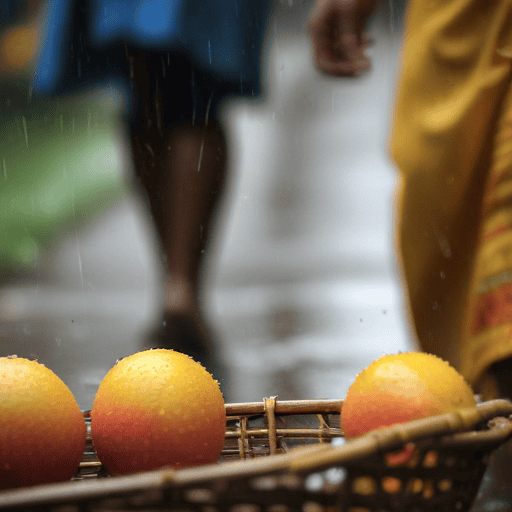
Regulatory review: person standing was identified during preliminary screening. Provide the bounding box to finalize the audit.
[30,0,273,388]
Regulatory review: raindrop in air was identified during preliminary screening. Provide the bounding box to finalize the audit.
[145,144,154,157]
[22,116,28,148]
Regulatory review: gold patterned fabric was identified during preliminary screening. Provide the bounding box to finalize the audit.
[390,0,512,395]
[464,82,512,392]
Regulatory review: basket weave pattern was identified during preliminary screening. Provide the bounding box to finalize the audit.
[1,398,512,512]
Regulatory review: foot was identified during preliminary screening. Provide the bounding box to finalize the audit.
[143,310,228,396]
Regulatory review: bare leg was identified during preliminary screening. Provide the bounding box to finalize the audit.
[125,50,228,384]
[127,121,228,386]
[130,121,227,316]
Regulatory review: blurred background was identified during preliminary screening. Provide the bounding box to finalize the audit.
[0,0,415,410]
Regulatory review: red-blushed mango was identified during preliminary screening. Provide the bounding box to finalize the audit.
[0,356,86,489]
[341,352,476,444]
[91,349,226,475]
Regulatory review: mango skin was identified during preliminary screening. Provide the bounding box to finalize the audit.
[341,352,477,439]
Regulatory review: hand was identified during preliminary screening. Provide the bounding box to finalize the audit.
[309,0,376,77]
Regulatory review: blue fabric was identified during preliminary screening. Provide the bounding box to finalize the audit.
[32,0,270,98]
[89,0,182,48]
[34,0,73,94]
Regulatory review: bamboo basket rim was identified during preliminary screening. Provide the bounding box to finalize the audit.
[1,397,512,510]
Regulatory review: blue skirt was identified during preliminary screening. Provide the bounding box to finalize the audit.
[32,0,271,100]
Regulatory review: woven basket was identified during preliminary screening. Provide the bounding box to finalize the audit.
[1,398,512,512]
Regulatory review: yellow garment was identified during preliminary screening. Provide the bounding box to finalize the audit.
[390,0,512,395]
